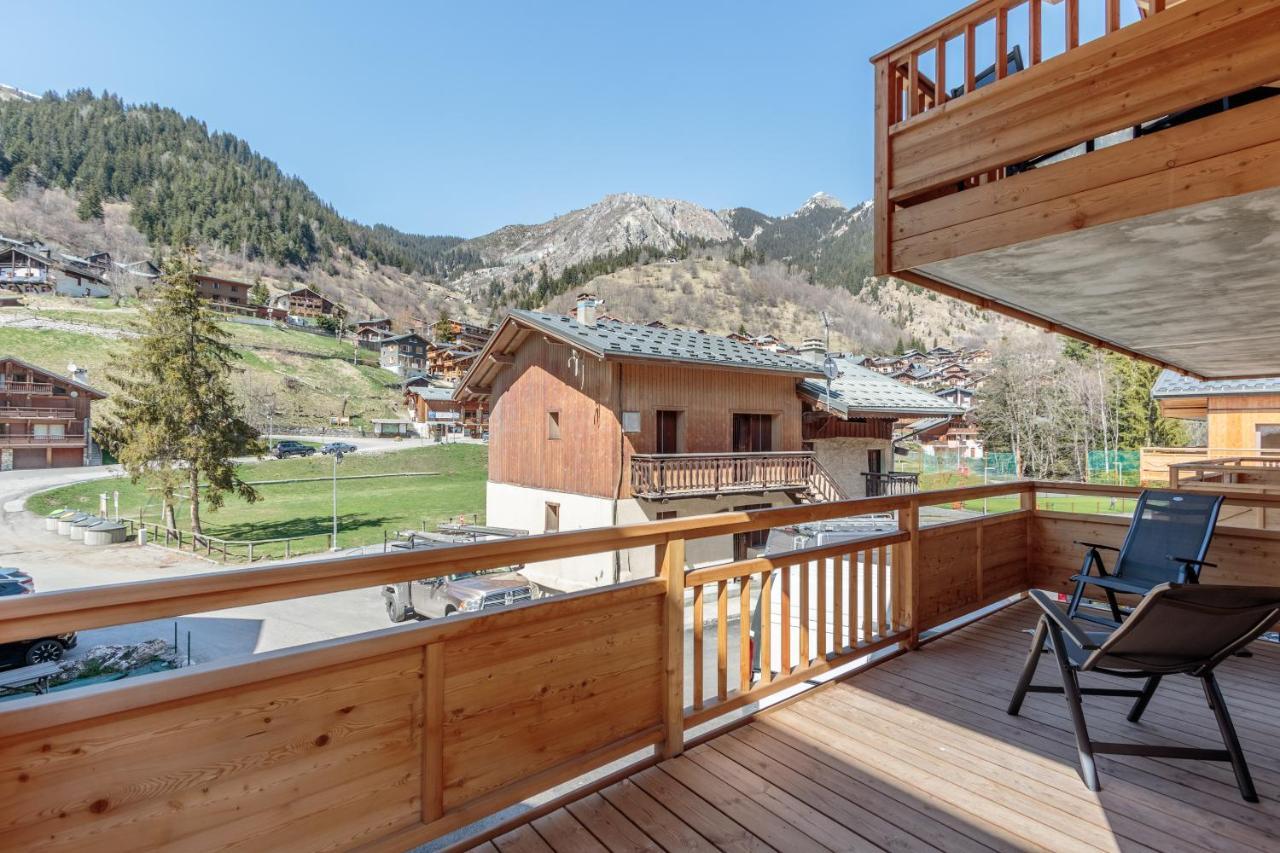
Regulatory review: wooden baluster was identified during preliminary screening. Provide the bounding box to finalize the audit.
[739,576,752,692]
[692,583,704,710]
[780,563,792,675]
[816,557,828,658]
[658,537,685,758]
[861,548,874,644]
[964,23,977,94]
[847,550,857,647]
[1030,0,1042,65]
[877,545,889,638]
[1106,0,1120,34]
[799,559,811,666]
[832,550,844,650]
[1151,0,1165,12]
[935,37,947,105]
[904,501,921,649]
[758,570,772,686]
[717,579,728,700]
[995,8,1008,80]
[1066,0,1080,49]
[907,55,919,118]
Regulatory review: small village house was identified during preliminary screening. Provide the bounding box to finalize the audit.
[379,332,430,376]
[355,318,392,344]
[0,356,107,470]
[426,342,479,381]
[403,380,487,439]
[0,243,111,298]
[192,272,251,307]
[274,286,338,321]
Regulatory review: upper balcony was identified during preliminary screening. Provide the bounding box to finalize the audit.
[0,381,56,396]
[0,404,78,420]
[630,452,846,502]
[872,0,1280,380]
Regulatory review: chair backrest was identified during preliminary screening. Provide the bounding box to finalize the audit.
[1113,490,1223,585]
[1085,583,1280,674]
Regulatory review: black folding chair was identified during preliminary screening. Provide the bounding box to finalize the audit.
[1068,490,1223,626]
[1009,584,1280,801]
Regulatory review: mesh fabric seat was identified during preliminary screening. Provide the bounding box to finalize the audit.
[1009,584,1280,801]
[1067,490,1223,625]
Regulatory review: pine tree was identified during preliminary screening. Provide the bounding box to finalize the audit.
[76,185,105,221]
[248,279,269,306]
[99,250,263,534]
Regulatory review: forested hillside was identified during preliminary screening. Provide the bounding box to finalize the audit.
[0,89,461,272]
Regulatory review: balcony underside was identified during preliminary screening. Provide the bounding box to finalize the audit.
[914,185,1280,380]
[484,599,1280,852]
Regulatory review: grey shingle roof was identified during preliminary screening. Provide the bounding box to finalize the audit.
[1151,369,1280,398]
[510,310,823,376]
[799,358,965,417]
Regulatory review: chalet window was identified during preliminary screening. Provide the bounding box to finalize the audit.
[732,413,773,453]
[544,502,560,533]
[656,410,681,454]
[547,410,561,440]
[867,449,883,474]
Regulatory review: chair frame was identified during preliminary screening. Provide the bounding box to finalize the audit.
[1009,589,1268,802]
[1066,490,1223,627]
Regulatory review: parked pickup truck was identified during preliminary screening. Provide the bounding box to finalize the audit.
[272,440,316,459]
[384,568,539,622]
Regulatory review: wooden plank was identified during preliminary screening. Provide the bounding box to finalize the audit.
[739,576,751,692]
[658,538,685,758]
[1106,0,1121,33]
[423,642,445,822]
[779,563,791,675]
[758,569,772,685]
[816,558,827,657]
[995,7,1008,80]
[716,580,728,700]
[1029,0,1042,65]
[598,779,721,853]
[530,809,608,852]
[903,502,920,647]
[874,58,893,276]
[564,792,662,853]
[888,0,1280,201]
[494,824,556,853]
[692,583,704,710]
[935,37,948,105]
[964,22,977,94]
[876,546,889,637]
[1066,0,1080,49]
[861,550,873,643]
[893,100,1280,269]
[832,551,844,649]
[629,766,773,853]
[847,551,857,646]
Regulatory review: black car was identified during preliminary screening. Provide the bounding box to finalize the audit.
[0,570,77,668]
[272,440,316,459]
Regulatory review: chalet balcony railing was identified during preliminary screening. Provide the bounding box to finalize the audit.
[630,451,832,499]
[0,268,48,283]
[864,470,920,497]
[1169,456,1280,490]
[0,430,86,446]
[3,479,1280,849]
[0,405,78,419]
[0,381,56,395]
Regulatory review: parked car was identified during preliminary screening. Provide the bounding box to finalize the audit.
[273,440,316,459]
[321,442,357,455]
[383,567,540,622]
[0,571,77,668]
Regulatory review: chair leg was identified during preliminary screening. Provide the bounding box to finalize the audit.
[1103,588,1123,623]
[1048,623,1100,792]
[1066,578,1087,619]
[1202,674,1258,803]
[1127,675,1162,723]
[1008,617,1048,716]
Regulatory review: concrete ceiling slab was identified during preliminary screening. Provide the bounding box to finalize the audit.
[920,187,1280,378]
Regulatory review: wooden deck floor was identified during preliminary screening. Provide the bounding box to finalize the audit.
[475,599,1280,852]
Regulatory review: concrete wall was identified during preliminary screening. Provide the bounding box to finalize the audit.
[810,437,893,498]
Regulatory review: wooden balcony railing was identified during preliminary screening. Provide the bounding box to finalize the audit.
[630,451,843,499]
[872,0,1280,277]
[864,471,920,497]
[0,430,86,446]
[0,405,78,419]
[4,479,1280,849]
[0,381,56,395]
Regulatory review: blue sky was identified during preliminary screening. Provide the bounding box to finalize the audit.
[1,1,1123,237]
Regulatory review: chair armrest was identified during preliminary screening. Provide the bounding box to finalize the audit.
[1074,540,1120,552]
[1028,589,1101,650]
[1169,555,1217,568]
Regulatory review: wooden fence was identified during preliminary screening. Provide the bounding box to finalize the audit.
[3,479,1280,850]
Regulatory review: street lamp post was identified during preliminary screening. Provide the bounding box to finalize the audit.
[331,450,343,552]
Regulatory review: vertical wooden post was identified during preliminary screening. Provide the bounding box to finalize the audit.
[1105,0,1121,33]
[1168,465,1180,489]
[692,583,704,710]
[907,54,920,118]
[995,8,1009,80]
[935,38,948,105]
[1021,486,1036,593]
[716,579,728,700]
[1030,0,1043,65]
[1066,0,1080,49]
[873,58,893,278]
[658,537,685,759]
[964,23,977,94]
[422,642,444,823]
[903,500,920,649]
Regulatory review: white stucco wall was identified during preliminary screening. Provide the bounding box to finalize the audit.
[485,481,621,592]
[810,437,894,499]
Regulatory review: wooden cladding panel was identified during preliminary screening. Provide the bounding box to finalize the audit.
[1031,511,1280,596]
[888,0,1280,201]
[916,513,1029,630]
[802,414,894,441]
[487,336,621,498]
[441,594,664,810]
[0,651,424,852]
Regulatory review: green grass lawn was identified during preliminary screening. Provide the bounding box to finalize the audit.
[28,444,488,559]
[917,470,1138,516]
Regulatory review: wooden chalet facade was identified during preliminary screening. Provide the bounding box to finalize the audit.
[403,381,487,438]
[355,318,392,343]
[379,333,429,376]
[457,303,839,589]
[276,286,337,320]
[426,343,478,380]
[192,273,251,307]
[0,244,110,298]
[0,356,106,470]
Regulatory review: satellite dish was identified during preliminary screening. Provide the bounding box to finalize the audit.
[822,356,839,381]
